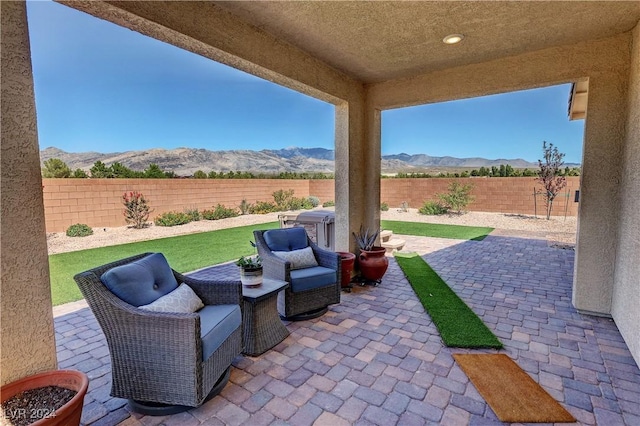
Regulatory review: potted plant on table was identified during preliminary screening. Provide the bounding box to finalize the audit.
[236,255,263,287]
[353,226,388,284]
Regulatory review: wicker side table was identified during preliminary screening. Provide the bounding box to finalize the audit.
[242,278,290,356]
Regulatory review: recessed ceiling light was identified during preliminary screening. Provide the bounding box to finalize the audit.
[443,34,464,45]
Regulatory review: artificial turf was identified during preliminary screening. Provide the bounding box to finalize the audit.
[395,252,503,349]
[381,220,493,241]
[49,221,278,306]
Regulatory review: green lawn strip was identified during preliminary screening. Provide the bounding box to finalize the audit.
[381,220,493,241]
[49,221,279,306]
[395,252,503,349]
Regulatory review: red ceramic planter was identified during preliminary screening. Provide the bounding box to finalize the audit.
[358,246,389,280]
[1,370,89,426]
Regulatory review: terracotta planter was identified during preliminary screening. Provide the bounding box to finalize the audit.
[1,369,89,426]
[337,252,356,288]
[240,266,263,287]
[358,246,389,281]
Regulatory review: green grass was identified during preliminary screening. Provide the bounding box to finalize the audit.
[381,220,493,241]
[49,221,278,306]
[395,252,503,349]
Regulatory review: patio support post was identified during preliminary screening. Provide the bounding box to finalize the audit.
[1,0,57,385]
[334,97,372,253]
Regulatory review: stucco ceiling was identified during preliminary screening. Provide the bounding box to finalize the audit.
[214,1,640,84]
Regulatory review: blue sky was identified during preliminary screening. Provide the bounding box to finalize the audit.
[27,1,585,164]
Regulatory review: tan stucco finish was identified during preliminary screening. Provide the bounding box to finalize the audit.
[215,1,640,83]
[1,0,639,380]
[612,23,640,363]
[1,1,57,385]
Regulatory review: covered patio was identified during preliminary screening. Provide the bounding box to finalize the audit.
[53,232,640,425]
[2,1,640,423]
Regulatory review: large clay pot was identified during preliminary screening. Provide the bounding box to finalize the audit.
[358,246,389,281]
[1,369,89,426]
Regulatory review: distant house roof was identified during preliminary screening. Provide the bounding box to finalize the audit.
[568,80,588,120]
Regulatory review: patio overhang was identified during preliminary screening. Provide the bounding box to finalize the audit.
[2,0,639,384]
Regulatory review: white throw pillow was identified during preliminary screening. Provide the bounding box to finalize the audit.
[273,246,319,270]
[138,283,204,313]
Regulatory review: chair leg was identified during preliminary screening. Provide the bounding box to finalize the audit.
[127,367,231,416]
[280,306,328,321]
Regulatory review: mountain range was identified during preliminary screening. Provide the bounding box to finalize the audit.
[40,146,547,176]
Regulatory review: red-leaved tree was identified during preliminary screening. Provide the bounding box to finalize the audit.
[536,141,567,220]
[122,191,152,228]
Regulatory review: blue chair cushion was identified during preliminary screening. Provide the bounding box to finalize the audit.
[100,253,179,307]
[198,304,242,361]
[264,228,308,252]
[290,266,337,293]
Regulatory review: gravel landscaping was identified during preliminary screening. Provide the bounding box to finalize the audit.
[47,208,577,255]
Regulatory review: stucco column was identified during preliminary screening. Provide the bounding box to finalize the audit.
[1,1,57,385]
[573,71,628,316]
[334,93,382,253]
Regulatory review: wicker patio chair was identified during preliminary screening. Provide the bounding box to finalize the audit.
[74,252,242,414]
[254,228,340,320]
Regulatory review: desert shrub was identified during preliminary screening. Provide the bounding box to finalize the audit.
[307,196,320,208]
[322,200,335,207]
[380,202,389,212]
[239,199,252,215]
[122,191,152,229]
[272,189,295,209]
[418,201,449,215]
[437,181,475,214]
[184,207,201,222]
[249,201,278,214]
[154,211,192,227]
[286,196,314,211]
[202,204,239,220]
[66,223,93,237]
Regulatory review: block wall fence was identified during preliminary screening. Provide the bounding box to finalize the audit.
[42,177,580,233]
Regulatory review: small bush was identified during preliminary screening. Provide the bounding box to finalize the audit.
[122,191,152,229]
[239,199,252,215]
[66,223,93,237]
[286,196,314,211]
[202,204,239,220]
[307,196,320,208]
[154,211,192,227]
[438,181,475,214]
[184,207,201,222]
[249,201,278,214]
[322,200,335,207]
[380,202,389,211]
[419,201,449,215]
[273,189,295,209]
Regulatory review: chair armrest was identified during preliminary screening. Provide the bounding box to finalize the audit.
[260,251,290,282]
[176,271,242,306]
[310,240,340,270]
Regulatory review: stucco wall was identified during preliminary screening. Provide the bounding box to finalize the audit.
[612,23,640,365]
[42,177,579,232]
[1,1,57,385]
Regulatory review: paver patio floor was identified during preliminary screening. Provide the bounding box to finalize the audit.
[53,233,640,425]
